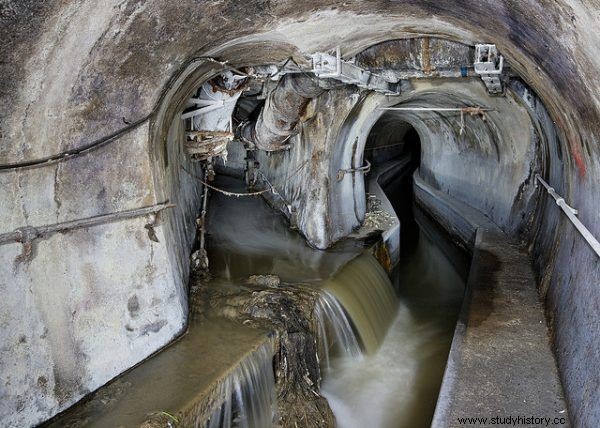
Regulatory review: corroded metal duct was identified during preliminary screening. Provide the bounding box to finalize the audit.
[239,74,326,151]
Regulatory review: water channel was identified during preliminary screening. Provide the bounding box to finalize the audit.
[46,176,467,428]
[321,221,466,428]
[205,177,467,427]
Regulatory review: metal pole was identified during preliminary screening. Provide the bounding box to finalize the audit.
[0,202,175,245]
[198,164,210,258]
[536,174,600,258]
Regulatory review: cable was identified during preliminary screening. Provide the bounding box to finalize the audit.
[0,115,151,172]
[0,55,241,173]
[182,157,310,198]
[0,55,335,173]
[181,164,269,197]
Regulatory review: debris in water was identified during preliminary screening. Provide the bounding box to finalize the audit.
[362,195,397,232]
[192,276,336,428]
[247,274,281,288]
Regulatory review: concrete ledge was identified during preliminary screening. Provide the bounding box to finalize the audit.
[432,230,569,427]
[44,319,272,428]
[414,173,497,250]
[367,160,406,267]
[416,177,570,427]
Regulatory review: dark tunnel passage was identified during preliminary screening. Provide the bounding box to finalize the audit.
[364,117,422,256]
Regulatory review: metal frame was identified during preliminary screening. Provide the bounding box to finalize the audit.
[312,47,399,95]
[474,44,504,95]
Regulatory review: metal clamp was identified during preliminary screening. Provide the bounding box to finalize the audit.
[337,160,371,181]
[312,47,399,95]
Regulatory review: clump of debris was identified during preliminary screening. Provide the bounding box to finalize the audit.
[190,271,335,428]
[362,194,397,231]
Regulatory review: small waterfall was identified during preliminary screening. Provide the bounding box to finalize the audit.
[203,342,276,428]
[314,291,363,369]
[323,252,397,354]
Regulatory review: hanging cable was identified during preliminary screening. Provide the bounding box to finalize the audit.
[182,157,310,198]
[181,165,270,197]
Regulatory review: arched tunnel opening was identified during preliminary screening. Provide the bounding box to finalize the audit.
[364,117,422,255]
[2,4,599,428]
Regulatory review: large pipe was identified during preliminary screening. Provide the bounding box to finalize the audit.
[239,74,326,151]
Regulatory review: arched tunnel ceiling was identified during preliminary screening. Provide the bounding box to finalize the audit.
[366,82,540,236]
[1,0,599,174]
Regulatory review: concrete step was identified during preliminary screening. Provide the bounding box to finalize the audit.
[44,319,272,428]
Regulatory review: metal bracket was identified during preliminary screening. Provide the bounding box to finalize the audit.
[474,44,504,95]
[312,47,399,95]
[337,160,372,181]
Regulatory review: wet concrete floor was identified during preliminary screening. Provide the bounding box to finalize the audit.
[44,318,271,428]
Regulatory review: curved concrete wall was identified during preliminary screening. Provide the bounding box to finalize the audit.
[383,80,541,239]
[1,2,599,426]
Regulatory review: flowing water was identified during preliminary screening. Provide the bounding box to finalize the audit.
[322,252,398,355]
[50,177,464,428]
[206,177,363,283]
[204,342,276,428]
[206,179,466,428]
[314,290,363,369]
[45,318,275,428]
[321,225,466,428]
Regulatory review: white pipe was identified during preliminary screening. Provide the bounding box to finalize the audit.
[187,98,220,107]
[536,174,600,258]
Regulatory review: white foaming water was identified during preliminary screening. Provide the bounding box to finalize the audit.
[314,290,363,369]
[204,342,276,428]
[321,230,465,428]
[321,307,420,428]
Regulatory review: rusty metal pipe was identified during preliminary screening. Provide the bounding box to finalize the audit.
[239,74,326,151]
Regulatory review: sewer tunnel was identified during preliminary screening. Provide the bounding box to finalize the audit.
[1,3,599,427]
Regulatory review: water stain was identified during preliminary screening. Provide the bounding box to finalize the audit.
[127,295,140,318]
[138,320,167,336]
[467,248,499,328]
